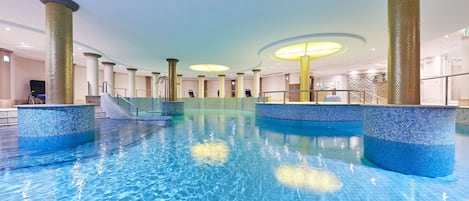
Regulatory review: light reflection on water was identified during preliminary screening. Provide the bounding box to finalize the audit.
[0,109,467,200]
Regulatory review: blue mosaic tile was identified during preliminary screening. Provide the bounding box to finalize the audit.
[456,108,469,125]
[364,135,455,177]
[162,101,184,115]
[17,105,95,137]
[363,106,455,145]
[255,104,363,121]
[18,130,95,151]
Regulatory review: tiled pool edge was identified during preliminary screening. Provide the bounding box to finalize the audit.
[255,104,363,121]
[255,103,457,177]
[17,104,95,150]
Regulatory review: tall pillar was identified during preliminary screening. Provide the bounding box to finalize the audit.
[198,75,205,98]
[127,68,137,98]
[177,74,183,99]
[0,48,13,100]
[252,69,261,98]
[41,0,79,104]
[299,55,311,102]
[152,72,160,98]
[218,75,225,98]
[167,58,178,102]
[84,53,101,96]
[237,73,244,98]
[102,61,115,95]
[388,0,420,105]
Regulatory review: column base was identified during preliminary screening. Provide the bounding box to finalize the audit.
[363,105,456,177]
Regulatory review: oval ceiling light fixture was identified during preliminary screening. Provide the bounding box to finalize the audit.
[274,42,342,60]
[190,64,230,72]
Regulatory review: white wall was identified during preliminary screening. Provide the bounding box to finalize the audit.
[182,79,198,98]
[421,56,445,105]
[10,54,45,102]
[261,75,285,102]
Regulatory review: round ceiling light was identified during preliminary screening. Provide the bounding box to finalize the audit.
[190,64,230,72]
[274,42,342,60]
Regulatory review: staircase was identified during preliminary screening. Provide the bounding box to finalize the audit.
[0,108,18,126]
[94,106,109,119]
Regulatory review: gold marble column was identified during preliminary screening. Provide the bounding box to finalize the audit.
[198,75,205,98]
[237,73,244,98]
[177,74,183,99]
[41,0,79,104]
[388,0,420,105]
[299,55,311,102]
[167,58,179,102]
[218,74,225,98]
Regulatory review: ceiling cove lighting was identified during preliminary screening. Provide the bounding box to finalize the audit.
[190,64,230,72]
[274,42,342,60]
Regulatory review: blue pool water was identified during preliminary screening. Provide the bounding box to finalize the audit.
[0,109,468,200]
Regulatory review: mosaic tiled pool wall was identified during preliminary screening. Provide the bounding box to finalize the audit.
[456,107,469,125]
[162,101,184,116]
[363,105,456,177]
[255,104,363,121]
[17,105,95,150]
[125,98,260,112]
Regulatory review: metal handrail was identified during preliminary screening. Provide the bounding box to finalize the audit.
[103,81,139,116]
[362,91,387,104]
[262,89,365,104]
[421,72,469,105]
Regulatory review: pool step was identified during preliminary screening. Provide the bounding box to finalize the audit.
[95,106,109,119]
[0,108,18,126]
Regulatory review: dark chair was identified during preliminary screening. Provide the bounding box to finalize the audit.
[28,80,45,104]
[245,89,252,97]
[188,90,195,98]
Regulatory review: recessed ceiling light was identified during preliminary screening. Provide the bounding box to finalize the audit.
[5,27,11,31]
[190,64,230,72]
[349,71,359,75]
[3,55,10,62]
[444,35,449,38]
[274,42,342,60]
[371,48,376,51]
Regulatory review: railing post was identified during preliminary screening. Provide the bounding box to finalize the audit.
[363,91,366,104]
[445,76,449,106]
[347,91,351,104]
[263,92,266,103]
[315,90,319,104]
[283,91,286,104]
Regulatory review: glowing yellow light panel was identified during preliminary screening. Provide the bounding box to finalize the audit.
[274,42,342,60]
[190,64,230,72]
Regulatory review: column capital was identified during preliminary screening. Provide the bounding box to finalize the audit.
[152,72,160,75]
[237,72,244,75]
[167,58,179,63]
[41,0,79,12]
[218,74,225,77]
[252,69,261,72]
[0,48,13,54]
[177,74,183,77]
[101,61,115,66]
[126,68,138,71]
[83,52,101,58]
[198,75,206,78]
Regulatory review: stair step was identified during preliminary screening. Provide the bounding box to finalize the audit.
[94,106,109,119]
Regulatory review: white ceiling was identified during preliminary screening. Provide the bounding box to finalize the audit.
[1,0,469,79]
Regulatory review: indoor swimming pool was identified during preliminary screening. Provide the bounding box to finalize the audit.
[0,109,468,200]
